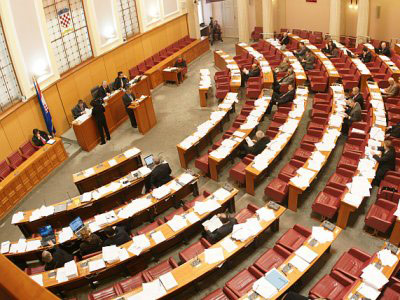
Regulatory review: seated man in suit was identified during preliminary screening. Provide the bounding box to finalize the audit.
[151,157,172,188]
[274,57,290,73]
[32,128,50,147]
[239,131,270,158]
[273,68,295,93]
[300,50,315,71]
[326,43,339,59]
[372,139,396,186]
[72,99,88,119]
[322,40,334,55]
[203,213,237,244]
[386,122,400,138]
[79,229,103,257]
[42,241,74,271]
[359,47,372,63]
[279,32,290,47]
[113,71,128,90]
[174,56,187,83]
[266,83,296,114]
[376,41,391,57]
[90,98,110,145]
[97,80,111,99]
[241,63,261,87]
[294,42,307,60]
[103,226,131,246]
[122,85,137,128]
[382,77,399,99]
[347,87,364,109]
[341,97,362,136]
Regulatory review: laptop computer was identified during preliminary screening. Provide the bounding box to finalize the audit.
[144,154,155,169]
[69,216,85,238]
[39,225,56,247]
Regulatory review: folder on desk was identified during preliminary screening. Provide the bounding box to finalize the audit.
[54,203,67,213]
[264,268,289,290]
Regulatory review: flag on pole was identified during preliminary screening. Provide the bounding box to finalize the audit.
[33,78,56,135]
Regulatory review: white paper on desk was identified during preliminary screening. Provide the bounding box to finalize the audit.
[213,188,231,201]
[84,168,95,177]
[152,185,171,199]
[194,199,221,215]
[252,277,278,299]
[167,215,187,232]
[118,247,130,261]
[361,264,388,290]
[342,192,363,207]
[184,211,200,224]
[151,231,166,244]
[290,255,310,272]
[30,274,43,286]
[64,260,78,278]
[1,241,10,254]
[296,168,316,179]
[378,249,398,267]
[159,272,178,291]
[311,226,334,244]
[29,209,41,222]
[88,221,101,233]
[233,131,245,138]
[56,267,68,283]
[221,237,238,253]
[290,175,310,189]
[39,205,55,217]
[246,218,263,235]
[11,212,24,224]
[307,159,323,171]
[231,223,253,242]
[357,283,380,300]
[26,240,41,251]
[88,258,106,272]
[256,207,275,222]
[203,215,223,232]
[16,238,27,253]
[142,279,167,299]
[9,243,18,253]
[108,159,117,167]
[168,180,181,192]
[95,213,108,227]
[295,246,318,264]
[102,245,120,263]
[204,247,225,264]
[80,192,92,203]
[131,234,151,255]
[179,173,195,185]
[124,148,140,158]
[138,166,151,177]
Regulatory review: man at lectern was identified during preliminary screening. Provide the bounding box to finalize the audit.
[122,85,137,128]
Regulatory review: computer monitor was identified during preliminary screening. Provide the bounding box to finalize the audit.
[39,225,54,238]
[144,154,154,168]
[69,216,84,233]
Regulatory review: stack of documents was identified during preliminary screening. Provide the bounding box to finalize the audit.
[1,241,10,254]
[64,260,78,279]
[256,207,276,222]
[311,226,334,244]
[204,247,225,264]
[167,215,187,232]
[16,238,27,253]
[361,264,388,290]
[252,277,279,298]
[377,248,398,267]
[26,240,41,251]
[88,259,106,272]
[137,279,167,299]
[102,245,120,263]
[213,188,231,200]
[179,173,195,185]
[11,212,24,224]
[221,237,238,253]
[203,215,223,232]
[30,274,44,286]
[150,231,166,244]
[356,283,380,300]
[152,185,171,199]
[128,234,151,256]
[193,199,221,215]
[295,246,318,263]
[159,272,178,291]
[289,254,310,272]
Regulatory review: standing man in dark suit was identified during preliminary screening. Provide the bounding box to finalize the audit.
[359,47,372,63]
[97,80,111,99]
[90,98,110,145]
[72,99,88,119]
[32,129,50,147]
[113,71,128,90]
[348,87,364,110]
[372,140,396,186]
[341,97,362,136]
[266,83,296,114]
[122,85,137,128]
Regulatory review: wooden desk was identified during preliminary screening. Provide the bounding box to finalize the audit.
[288,85,344,211]
[245,88,309,195]
[214,50,242,92]
[162,69,180,85]
[33,186,237,292]
[342,243,400,299]
[128,95,157,135]
[176,93,236,169]
[235,43,274,88]
[145,37,210,89]
[0,138,67,221]
[114,203,286,299]
[337,81,385,229]
[72,148,142,194]
[199,87,209,107]
[72,76,151,152]
[364,43,400,80]
[208,95,270,181]
[390,219,400,245]
[239,223,342,300]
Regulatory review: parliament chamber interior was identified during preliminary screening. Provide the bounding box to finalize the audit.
[1,0,400,299]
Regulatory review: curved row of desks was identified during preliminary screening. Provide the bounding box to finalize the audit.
[213,50,242,92]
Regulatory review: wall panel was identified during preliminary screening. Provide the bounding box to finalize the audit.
[1,113,26,151]
[43,85,70,134]
[0,125,12,162]
[57,76,81,123]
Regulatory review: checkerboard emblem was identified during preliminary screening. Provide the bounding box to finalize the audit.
[58,7,73,36]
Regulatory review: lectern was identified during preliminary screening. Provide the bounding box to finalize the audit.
[129,95,157,134]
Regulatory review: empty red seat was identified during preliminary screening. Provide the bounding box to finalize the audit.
[164,207,185,222]
[137,219,164,235]
[129,66,139,79]
[326,168,354,190]
[380,283,400,299]
[280,159,304,178]
[88,286,121,300]
[331,248,372,280]
[264,173,290,203]
[178,238,212,263]
[19,141,39,159]
[114,272,145,294]
[224,267,263,298]
[0,159,14,179]
[25,265,46,275]
[342,138,366,155]
[337,151,361,171]
[365,198,397,233]
[137,62,147,74]
[276,224,311,252]
[234,203,260,224]
[309,270,356,300]
[7,151,25,169]
[251,26,263,41]
[159,49,168,60]
[152,53,162,64]
[202,287,232,300]
[229,154,255,185]
[293,143,315,162]
[253,245,292,274]
[143,257,178,282]
[312,186,345,219]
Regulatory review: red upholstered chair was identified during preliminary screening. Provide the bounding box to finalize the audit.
[253,245,292,274]
[142,257,179,282]
[88,286,121,300]
[202,287,233,300]
[216,85,230,100]
[310,74,328,93]
[312,186,345,219]
[276,224,311,252]
[326,168,355,190]
[365,199,397,233]
[19,141,39,159]
[308,117,329,132]
[234,203,260,224]
[380,283,400,299]
[178,238,212,263]
[264,173,291,203]
[137,219,164,235]
[195,148,213,175]
[114,272,145,294]
[129,66,139,79]
[164,207,185,222]
[166,45,175,56]
[378,175,400,202]
[159,49,168,60]
[331,248,372,280]
[293,143,315,162]
[301,128,324,145]
[280,159,304,178]
[224,266,264,298]
[337,151,362,172]
[309,270,356,300]
[183,190,211,210]
[144,57,154,69]
[137,62,147,74]
[152,53,162,64]
[251,27,263,41]
[7,151,25,169]
[342,138,366,155]
[229,154,255,185]
[24,265,46,275]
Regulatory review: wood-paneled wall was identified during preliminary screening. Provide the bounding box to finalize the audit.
[0,14,188,162]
